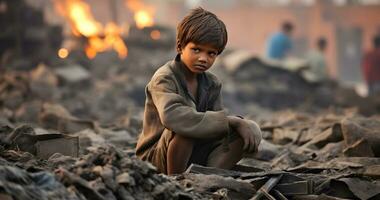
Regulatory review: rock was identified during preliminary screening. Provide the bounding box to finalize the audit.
[302,124,343,149]
[178,173,256,200]
[38,102,95,133]
[54,64,90,84]
[341,117,380,157]
[343,138,375,157]
[48,153,77,168]
[29,63,59,100]
[0,165,80,200]
[253,139,284,161]
[72,129,106,153]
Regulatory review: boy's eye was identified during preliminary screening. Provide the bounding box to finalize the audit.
[192,48,200,53]
[209,52,217,57]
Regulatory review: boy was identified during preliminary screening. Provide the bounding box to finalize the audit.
[136,7,262,175]
[362,34,380,95]
[304,37,329,83]
[266,21,294,60]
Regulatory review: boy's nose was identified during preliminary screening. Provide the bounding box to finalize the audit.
[198,54,207,62]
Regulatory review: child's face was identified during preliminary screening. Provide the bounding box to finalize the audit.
[180,42,219,74]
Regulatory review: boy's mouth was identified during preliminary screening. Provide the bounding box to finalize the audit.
[194,64,207,70]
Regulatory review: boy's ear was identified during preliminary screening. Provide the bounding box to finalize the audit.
[176,41,182,54]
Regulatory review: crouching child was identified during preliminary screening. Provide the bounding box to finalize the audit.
[136,7,262,175]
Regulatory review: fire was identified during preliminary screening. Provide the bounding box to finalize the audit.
[68,1,101,37]
[54,0,128,59]
[125,0,155,29]
[135,10,154,29]
[104,23,128,59]
[58,48,69,58]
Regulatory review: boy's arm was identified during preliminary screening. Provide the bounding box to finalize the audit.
[149,75,229,139]
[202,77,262,152]
[228,116,262,153]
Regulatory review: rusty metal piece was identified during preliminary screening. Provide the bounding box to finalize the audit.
[250,174,283,200]
[272,189,289,200]
[275,180,314,195]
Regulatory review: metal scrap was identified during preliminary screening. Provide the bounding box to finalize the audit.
[250,174,283,200]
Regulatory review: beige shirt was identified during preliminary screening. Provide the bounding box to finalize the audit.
[135,55,230,157]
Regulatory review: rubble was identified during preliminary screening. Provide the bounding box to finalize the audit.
[0,145,203,200]
[1,1,380,198]
[0,165,79,200]
[54,64,91,84]
[54,145,200,200]
[1,48,380,200]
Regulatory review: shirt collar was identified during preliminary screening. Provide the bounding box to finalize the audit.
[170,54,213,111]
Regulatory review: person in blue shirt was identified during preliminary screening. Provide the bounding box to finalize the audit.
[266,21,294,60]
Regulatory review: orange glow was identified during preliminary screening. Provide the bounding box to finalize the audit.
[104,23,128,58]
[135,10,154,29]
[54,0,128,59]
[85,45,97,59]
[125,0,155,29]
[68,1,101,37]
[150,30,161,40]
[58,48,69,58]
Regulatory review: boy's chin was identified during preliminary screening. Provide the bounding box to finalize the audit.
[191,69,206,74]
[192,67,209,73]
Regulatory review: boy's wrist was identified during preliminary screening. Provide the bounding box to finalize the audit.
[227,116,243,129]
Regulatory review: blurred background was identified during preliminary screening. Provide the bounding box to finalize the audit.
[4,0,380,81]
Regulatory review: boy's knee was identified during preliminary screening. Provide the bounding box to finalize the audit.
[227,137,245,153]
[169,134,194,149]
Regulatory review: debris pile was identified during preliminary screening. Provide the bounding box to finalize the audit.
[0,165,77,200]
[1,49,380,199]
[54,145,200,200]
[0,125,203,200]
[214,51,380,115]
[145,109,380,199]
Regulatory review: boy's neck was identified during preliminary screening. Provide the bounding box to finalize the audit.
[181,61,198,82]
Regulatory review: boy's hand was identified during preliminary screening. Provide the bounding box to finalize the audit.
[228,116,262,153]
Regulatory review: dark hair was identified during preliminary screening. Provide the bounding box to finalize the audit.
[282,21,294,33]
[176,7,228,55]
[317,37,327,51]
[374,35,380,48]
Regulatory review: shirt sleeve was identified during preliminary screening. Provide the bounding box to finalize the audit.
[149,75,229,139]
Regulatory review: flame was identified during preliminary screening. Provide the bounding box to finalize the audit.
[58,48,69,58]
[125,0,155,29]
[54,0,128,59]
[68,1,101,37]
[104,23,128,59]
